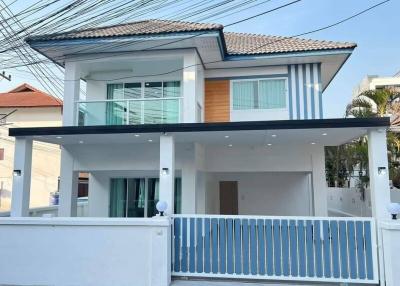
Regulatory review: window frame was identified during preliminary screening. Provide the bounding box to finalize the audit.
[230,77,289,111]
[107,80,182,101]
[105,80,183,124]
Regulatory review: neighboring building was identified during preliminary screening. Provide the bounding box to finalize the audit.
[352,71,400,129]
[352,71,400,97]
[0,84,62,211]
[0,20,395,286]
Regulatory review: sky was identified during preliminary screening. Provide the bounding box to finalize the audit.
[0,0,399,118]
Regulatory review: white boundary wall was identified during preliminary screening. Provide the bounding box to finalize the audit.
[0,217,170,286]
[380,221,400,286]
[328,187,400,217]
[0,202,88,217]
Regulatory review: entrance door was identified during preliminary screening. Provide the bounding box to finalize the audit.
[219,181,238,215]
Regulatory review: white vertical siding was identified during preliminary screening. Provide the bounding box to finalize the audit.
[298,65,305,119]
[313,63,320,119]
[289,65,297,120]
[288,63,322,119]
[305,64,312,118]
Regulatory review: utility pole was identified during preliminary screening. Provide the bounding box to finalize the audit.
[0,71,11,81]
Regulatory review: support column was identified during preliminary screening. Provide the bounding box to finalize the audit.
[159,134,175,215]
[181,143,205,214]
[311,145,328,216]
[368,129,391,220]
[10,138,33,217]
[58,147,79,217]
[181,166,196,214]
[88,173,110,217]
[183,51,202,123]
[63,61,81,126]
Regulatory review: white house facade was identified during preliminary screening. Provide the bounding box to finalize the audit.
[0,20,398,286]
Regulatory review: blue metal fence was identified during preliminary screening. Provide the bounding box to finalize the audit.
[172,215,378,284]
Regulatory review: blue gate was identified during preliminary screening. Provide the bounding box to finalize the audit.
[172,215,378,284]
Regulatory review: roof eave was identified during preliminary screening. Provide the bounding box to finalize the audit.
[9,117,389,137]
[224,47,356,60]
[26,30,226,66]
[25,29,223,46]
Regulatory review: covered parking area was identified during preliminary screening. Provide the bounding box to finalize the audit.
[8,117,391,220]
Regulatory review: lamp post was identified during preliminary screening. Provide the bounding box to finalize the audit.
[156,201,168,216]
[387,203,400,220]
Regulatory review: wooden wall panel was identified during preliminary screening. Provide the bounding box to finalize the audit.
[204,80,230,122]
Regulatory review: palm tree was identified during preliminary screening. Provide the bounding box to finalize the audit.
[346,88,400,118]
[344,87,400,187]
[326,88,400,190]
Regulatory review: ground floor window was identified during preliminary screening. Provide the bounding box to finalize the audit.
[109,177,181,217]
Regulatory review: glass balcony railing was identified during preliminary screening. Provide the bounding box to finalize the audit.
[77,98,182,126]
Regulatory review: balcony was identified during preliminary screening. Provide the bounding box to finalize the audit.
[77,97,182,126]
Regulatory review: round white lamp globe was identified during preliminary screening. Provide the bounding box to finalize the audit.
[156,201,168,216]
[387,203,400,220]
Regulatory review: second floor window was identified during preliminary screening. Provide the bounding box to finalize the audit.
[107,81,181,100]
[232,78,287,110]
[106,81,181,124]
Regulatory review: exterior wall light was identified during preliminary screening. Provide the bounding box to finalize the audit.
[387,203,400,220]
[156,201,168,216]
[378,167,387,176]
[161,168,169,176]
[13,170,21,176]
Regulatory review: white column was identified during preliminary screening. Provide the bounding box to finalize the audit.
[311,145,328,216]
[181,143,205,214]
[58,147,79,217]
[183,51,202,123]
[368,129,391,220]
[159,134,175,215]
[196,171,206,214]
[10,138,33,217]
[182,166,196,214]
[63,61,81,126]
[88,173,110,217]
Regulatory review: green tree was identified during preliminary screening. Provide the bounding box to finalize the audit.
[345,88,400,118]
[326,88,400,189]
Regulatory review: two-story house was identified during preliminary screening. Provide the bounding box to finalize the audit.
[0,20,394,286]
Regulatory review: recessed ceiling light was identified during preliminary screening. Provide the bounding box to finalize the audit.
[79,140,84,144]
[311,142,316,145]
[267,143,272,146]
[322,133,327,136]
[134,134,140,137]
[224,135,230,138]
[148,139,153,142]
[56,136,62,139]
[271,134,277,138]
[228,144,233,147]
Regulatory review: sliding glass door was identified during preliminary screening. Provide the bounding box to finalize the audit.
[109,178,145,217]
[109,177,181,217]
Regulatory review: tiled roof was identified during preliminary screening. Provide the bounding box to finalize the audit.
[0,83,62,108]
[224,32,356,55]
[26,19,356,55]
[27,19,223,41]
